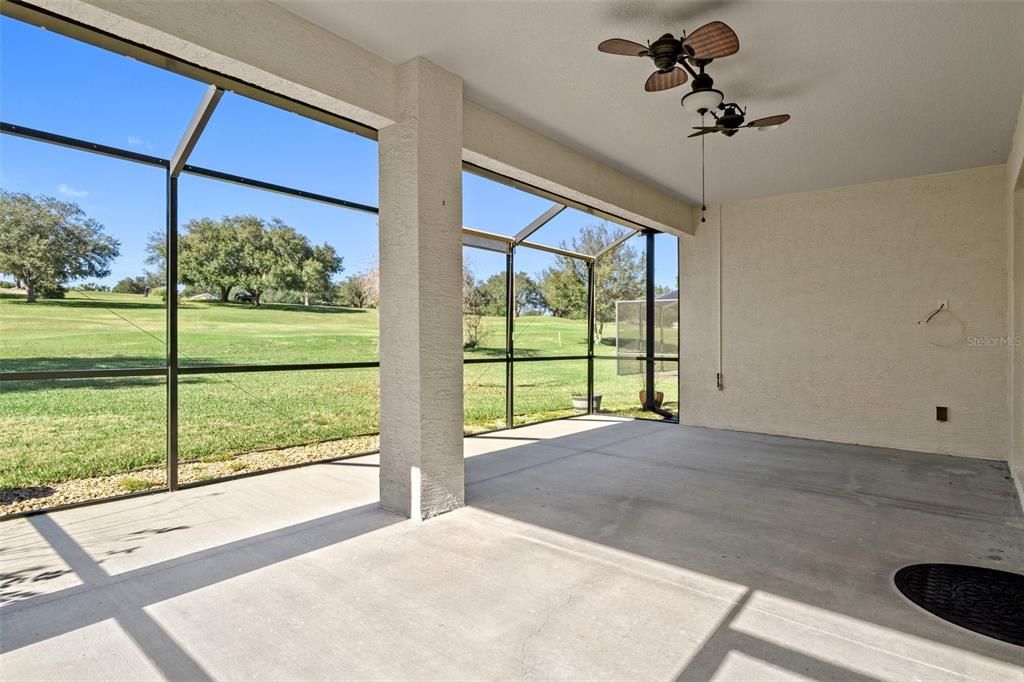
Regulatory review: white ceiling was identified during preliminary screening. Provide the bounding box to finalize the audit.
[275,0,1024,205]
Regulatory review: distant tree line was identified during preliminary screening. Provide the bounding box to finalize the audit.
[1,192,665,336]
[461,223,654,342]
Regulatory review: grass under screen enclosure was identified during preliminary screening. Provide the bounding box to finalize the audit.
[0,291,677,512]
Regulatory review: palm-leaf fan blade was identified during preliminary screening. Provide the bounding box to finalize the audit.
[688,128,720,138]
[644,67,688,92]
[598,38,649,56]
[683,21,739,60]
[746,114,791,127]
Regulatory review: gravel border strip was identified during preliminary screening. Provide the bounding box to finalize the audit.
[1,435,380,516]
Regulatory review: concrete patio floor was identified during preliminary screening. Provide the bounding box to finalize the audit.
[1,416,1022,681]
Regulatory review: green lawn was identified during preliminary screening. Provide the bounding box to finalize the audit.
[0,290,677,490]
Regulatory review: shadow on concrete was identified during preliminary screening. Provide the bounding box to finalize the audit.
[0,501,400,680]
[462,418,1024,678]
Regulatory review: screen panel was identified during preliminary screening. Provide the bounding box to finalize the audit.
[463,245,507,359]
[513,245,588,358]
[177,368,379,482]
[464,361,507,434]
[0,376,166,515]
[463,171,554,238]
[176,174,379,367]
[0,138,167,372]
[187,92,378,207]
[0,15,206,156]
[512,359,588,426]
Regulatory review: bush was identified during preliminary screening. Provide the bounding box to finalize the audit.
[0,280,14,289]
[112,276,148,294]
[260,289,303,305]
[36,282,66,299]
[180,285,217,299]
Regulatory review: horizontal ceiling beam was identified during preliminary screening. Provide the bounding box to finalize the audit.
[462,226,514,244]
[519,239,593,262]
[463,233,509,254]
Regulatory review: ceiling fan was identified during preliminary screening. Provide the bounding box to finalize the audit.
[687,103,790,137]
[597,21,739,92]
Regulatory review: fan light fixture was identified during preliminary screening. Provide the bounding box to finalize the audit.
[681,88,723,114]
[597,22,740,93]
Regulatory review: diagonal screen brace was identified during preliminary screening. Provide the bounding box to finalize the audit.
[594,227,640,258]
[513,203,566,244]
[170,84,224,178]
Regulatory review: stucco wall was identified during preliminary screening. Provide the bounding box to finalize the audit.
[1008,92,1024,502]
[1013,190,1023,494]
[679,165,1009,460]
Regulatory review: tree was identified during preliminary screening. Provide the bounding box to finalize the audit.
[245,220,339,307]
[537,222,644,339]
[231,218,280,307]
[514,272,546,316]
[462,263,486,349]
[178,217,245,302]
[180,216,340,308]
[112,276,148,294]
[143,231,166,288]
[301,243,343,306]
[477,271,545,317]
[336,269,378,308]
[539,258,587,320]
[476,272,505,316]
[590,226,645,341]
[358,267,379,308]
[0,191,119,303]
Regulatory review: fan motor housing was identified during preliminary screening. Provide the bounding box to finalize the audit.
[720,112,744,129]
[649,34,682,71]
[691,73,714,90]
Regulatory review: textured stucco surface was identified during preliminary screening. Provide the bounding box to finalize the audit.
[1013,190,1023,500]
[680,165,1009,460]
[28,0,694,234]
[378,58,465,519]
[1007,92,1023,504]
[1008,93,1024,193]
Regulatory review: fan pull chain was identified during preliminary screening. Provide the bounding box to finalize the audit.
[701,113,707,223]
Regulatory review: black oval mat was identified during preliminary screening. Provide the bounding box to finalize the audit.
[894,563,1024,647]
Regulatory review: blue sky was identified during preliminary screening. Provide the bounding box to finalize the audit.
[0,16,676,289]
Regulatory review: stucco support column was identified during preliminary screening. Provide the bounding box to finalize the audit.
[378,57,464,520]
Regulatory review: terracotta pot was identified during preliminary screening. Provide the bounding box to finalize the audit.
[639,390,664,409]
